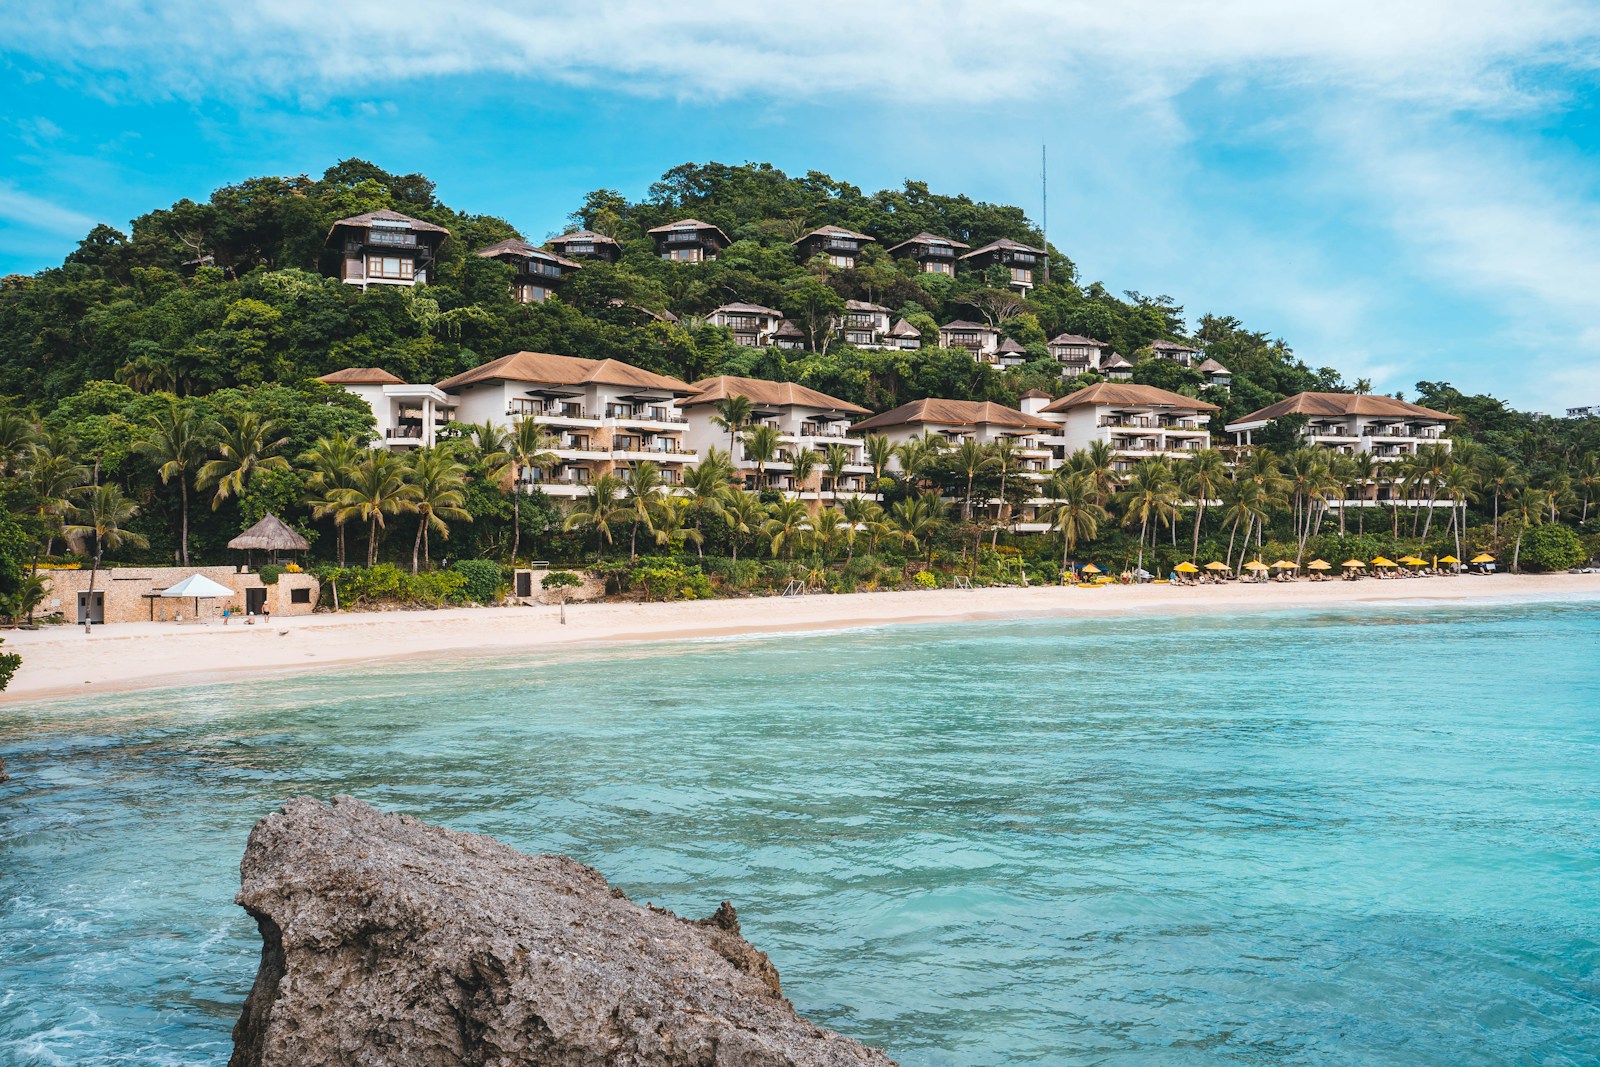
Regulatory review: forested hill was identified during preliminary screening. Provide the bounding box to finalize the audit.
[0,158,1581,466]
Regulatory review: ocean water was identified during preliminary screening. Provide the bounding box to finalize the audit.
[2,601,1599,1066]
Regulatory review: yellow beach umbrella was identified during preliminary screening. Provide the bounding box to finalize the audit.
[1439,555,1460,565]
[1244,560,1270,571]
[1399,556,1425,566]
[1174,561,1200,573]
[1080,563,1102,574]
[1371,556,1397,567]
[1307,559,1332,571]
[1470,553,1496,564]
[1205,561,1230,571]
[1342,559,1365,568]
[1271,559,1296,569]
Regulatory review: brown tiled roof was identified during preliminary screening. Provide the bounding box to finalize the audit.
[1019,388,1052,399]
[940,319,998,332]
[436,352,693,394]
[795,224,876,244]
[681,375,870,415]
[889,318,921,338]
[548,230,620,248]
[852,399,1057,432]
[327,209,449,239]
[711,301,783,317]
[474,238,581,269]
[1043,383,1219,413]
[884,232,970,255]
[1197,358,1231,374]
[647,218,731,242]
[845,299,890,312]
[1102,354,1134,369]
[317,367,405,385]
[1149,339,1200,352]
[1231,391,1457,424]
[960,238,1045,259]
[1048,333,1108,346]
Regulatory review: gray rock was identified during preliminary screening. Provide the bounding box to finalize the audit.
[230,796,896,1067]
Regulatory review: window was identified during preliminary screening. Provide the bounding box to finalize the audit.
[290,588,311,604]
[847,331,874,345]
[367,255,415,280]
[367,230,415,247]
[516,284,550,303]
[829,254,853,267]
[925,261,951,274]
[1010,267,1033,285]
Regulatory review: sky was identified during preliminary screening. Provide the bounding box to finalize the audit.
[3,1,1599,413]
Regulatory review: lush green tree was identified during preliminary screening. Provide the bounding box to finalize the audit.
[136,398,213,564]
[335,451,419,566]
[406,448,472,573]
[65,483,148,631]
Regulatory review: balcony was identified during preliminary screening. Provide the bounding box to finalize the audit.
[665,231,703,244]
[1099,416,1155,428]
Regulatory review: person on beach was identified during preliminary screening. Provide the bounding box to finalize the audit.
[222,606,230,625]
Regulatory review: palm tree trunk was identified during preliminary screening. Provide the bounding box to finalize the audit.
[412,518,423,574]
[510,487,522,564]
[179,479,190,566]
[424,524,432,569]
[368,516,378,567]
[83,545,102,633]
[337,523,346,566]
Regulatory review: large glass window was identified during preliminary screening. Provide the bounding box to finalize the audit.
[367,255,416,280]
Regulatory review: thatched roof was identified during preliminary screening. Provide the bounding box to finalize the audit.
[229,513,310,552]
[327,209,449,239]
[885,232,970,255]
[475,239,582,269]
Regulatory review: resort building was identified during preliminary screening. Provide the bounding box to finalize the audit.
[649,219,730,262]
[546,230,622,264]
[1566,404,1597,418]
[996,338,1030,369]
[889,318,923,350]
[1225,392,1456,460]
[884,232,969,275]
[938,319,1002,361]
[325,209,448,289]
[841,301,893,348]
[794,225,876,268]
[1197,358,1232,389]
[1101,354,1134,381]
[1046,333,1113,375]
[708,302,786,348]
[680,376,873,498]
[475,239,582,304]
[1027,383,1218,472]
[44,561,318,626]
[316,368,457,448]
[1147,339,1201,367]
[437,353,698,495]
[774,320,808,350]
[960,238,1046,293]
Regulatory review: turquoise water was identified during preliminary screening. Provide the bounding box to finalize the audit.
[3,601,1599,1065]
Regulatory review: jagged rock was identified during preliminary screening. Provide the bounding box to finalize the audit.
[0,756,8,783]
[230,796,895,1067]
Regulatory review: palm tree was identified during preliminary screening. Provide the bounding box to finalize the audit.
[299,433,364,566]
[617,460,664,558]
[650,495,700,555]
[0,407,37,475]
[811,507,847,562]
[65,483,148,632]
[766,497,810,559]
[680,453,732,557]
[485,418,558,564]
[1346,451,1378,535]
[1118,458,1180,572]
[406,448,472,573]
[892,490,946,568]
[721,490,767,563]
[952,438,996,520]
[789,448,820,501]
[197,411,289,510]
[136,399,211,566]
[987,438,1022,548]
[336,451,420,567]
[1045,470,1105,577]
[563,473,626,560]
[1353,378,1373,395]
[1081,440,1118,507]
[840,495,875,562]
[863,433,894,489]
[1412,442,1453,539]
[1543,470,1576,524]
[1576,452,1600,522]
[711,394,754,456]
[1473,452,1519,537]
[1505,486,1549,573]
[1181,448,1227,559]
[22,431,88,565]
[741,424,782,489]
[1441,461,1477,563]
[894,432,947,491]
[823,442,853,500]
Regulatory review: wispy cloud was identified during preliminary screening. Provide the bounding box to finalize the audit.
[0,183,100,236]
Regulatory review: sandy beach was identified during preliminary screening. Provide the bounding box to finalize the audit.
[2,573,1595,706]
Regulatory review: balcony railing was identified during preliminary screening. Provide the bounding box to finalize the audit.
[665,231,703,244]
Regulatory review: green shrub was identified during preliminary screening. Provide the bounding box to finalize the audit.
[450,559,506,603]
[542,570,582,591]
[1519,524,1584,572]
[913,570,939,589]
[257,564,284,585]
[0,638,18,692]
[315,563,472,609]
[629,557,713,601]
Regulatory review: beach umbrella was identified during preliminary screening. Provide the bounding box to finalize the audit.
[1174,561,1200,573]
[1342,559,1365,568]
[1439,555,1460,564]
[1370,556,1397,568]
[1271,559,1296,569]
[159,572,236,620]
[1205,561,1230,571]
[1244,560,1269,571]
[1080,563,1102,575]
[1401,556,1425,566]
[1307,559,1332,571]
[1470,553,1495,564]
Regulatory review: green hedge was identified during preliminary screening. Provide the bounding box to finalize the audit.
[316,564,469,609]
[450,559,507,603]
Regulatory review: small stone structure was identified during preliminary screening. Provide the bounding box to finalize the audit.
[41,566,320,625]
[230,796,897,1067]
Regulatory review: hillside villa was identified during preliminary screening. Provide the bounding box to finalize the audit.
[1148,339,1201,367]
[960,238,1046,293]
[1225,392,1456,460]
[708,302,786,348]
[884,232,970,274]
[794,225,875,268]
[1027,383,1219,472]
[649,219,730,262]
[1046,333,1113,374]
[842,301,893,348]
[324,209,448,290]
[546,230,622,264]
[938,319,1002,361]
[315,368,457,448]
[474,238,582,304]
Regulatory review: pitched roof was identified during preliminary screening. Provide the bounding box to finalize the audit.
[436,352,693,394]
[852,398,1057,433]
[548,229,620,247]
[845,299,891,312]
[998,338,1027,353]
[1042,383,1219,413]
[228,513,310,552]
[885,232,970,255]
[960,238,1045,260]
[1197,358,1232,375]
[317,367,405,385]
[940,319,999,333]
[795,224,876,244]
[889,317,921,338]
[1149,339,1200,352]
[1048,333,1109,347]
[1230,391,1457,424]
[711,301,783,317]
[647,218,731,242]
[1102,353,1134,369]
[680,375,870,415]
[474,238,581,269]
[1019,388,1052,399]
[327,209,449,238]
[774,320,805,337]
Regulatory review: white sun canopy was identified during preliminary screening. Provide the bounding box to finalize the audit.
[159,573,236,599]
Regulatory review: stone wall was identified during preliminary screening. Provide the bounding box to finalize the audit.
[41,567,320,624]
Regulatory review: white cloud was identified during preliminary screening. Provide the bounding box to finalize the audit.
[0,183,100,236]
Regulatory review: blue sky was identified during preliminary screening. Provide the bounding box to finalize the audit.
[3,1,1599,413]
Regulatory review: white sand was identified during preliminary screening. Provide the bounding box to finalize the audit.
[2,573,1595,706]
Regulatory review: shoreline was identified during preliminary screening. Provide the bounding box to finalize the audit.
[2,573,1595,708]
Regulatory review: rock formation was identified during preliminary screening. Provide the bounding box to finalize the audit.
[230,796,896,1067]
[0,756,8,783]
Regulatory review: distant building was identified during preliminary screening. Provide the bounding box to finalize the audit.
[1225,392,1456,460]
[325,209,449,289]
[959,238,1046,293]
[1147,339,1201,367]
[996,337,1029,368]
[889,318,923,350]
[1046,333,1112,375]
[475,238,582,304]
[1567,405,1598,418]
[707,302,785,348]
[1197,358,1232,389]
[1027,383,1218,472]
[841,300,893,348]
[938,319,1002,361]
[794,225,876,268]
[884,232,970,275]
[774,320,808,350]
[316,368,456,448]
[649,218,730,263]
[1101,353,1134,381]
[681,376,873,498]
[546,229,623,264]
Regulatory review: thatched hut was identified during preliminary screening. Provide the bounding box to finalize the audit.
[228,513,310,568]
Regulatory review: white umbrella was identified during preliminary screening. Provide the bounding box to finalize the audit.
[160,573,236,620]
